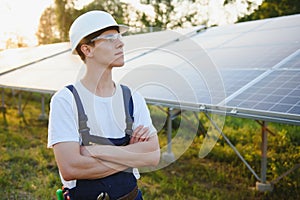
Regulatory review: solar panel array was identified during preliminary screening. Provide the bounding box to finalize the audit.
[118,14,300,125]
[0,14,299,125]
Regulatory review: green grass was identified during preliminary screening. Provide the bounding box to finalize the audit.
[0,90,299,199]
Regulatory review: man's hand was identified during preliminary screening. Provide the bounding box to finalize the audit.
[130,125,150,144]
[80,145,92,157]
[75,125,160,168]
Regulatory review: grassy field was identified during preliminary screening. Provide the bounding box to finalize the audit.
[0,90,299,199]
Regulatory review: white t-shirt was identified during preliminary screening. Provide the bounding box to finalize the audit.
[47,81,156,188]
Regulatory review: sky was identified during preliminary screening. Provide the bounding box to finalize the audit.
[0,0,263,49]
[0,0,98,49]
[0,0,151,49]
[0,0,53,48]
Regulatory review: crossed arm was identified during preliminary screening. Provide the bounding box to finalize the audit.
[53,125,160,181]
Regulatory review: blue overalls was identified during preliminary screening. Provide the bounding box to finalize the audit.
[66,85,143,200]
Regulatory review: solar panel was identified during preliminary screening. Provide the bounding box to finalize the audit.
[0,51,83,93]
[255,14,300,30]
[221,28,299,48]
[0,43,70,75]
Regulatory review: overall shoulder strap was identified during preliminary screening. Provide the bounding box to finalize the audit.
[66,84,134,145]
[66,85,90,145]
[120,84,134,137]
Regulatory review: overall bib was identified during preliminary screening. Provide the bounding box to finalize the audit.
[66,85,142,200]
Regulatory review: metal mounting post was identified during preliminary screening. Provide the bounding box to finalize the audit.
[18,92,23,116]
[162,107,175,163]
[256,121,273,191]
[1,88,4,108]
[261,121,268,183]
[38,94,48,120]
[1,88,7,125]
[1,88,5,112]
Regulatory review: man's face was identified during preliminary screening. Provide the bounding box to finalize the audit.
[90,29,125,68]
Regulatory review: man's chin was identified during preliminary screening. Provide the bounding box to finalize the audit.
[112,63,125,68]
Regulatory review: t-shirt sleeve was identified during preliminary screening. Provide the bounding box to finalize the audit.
[47,88,80,148]
[132,92,157,135]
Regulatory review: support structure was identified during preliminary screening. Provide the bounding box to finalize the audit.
[18,92,23,116]
[256,121,273,191]
[1,88,5,112]
[158,105,298,191]
[162,107,175,163]
[1,88,7,125]
[1,88,4,107]
[38,94,48,120]
[204,112,274,191]
[204,112,262,182]
[1,89,49,124]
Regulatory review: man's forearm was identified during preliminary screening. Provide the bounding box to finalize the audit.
[60,154,129,181]
[54,142,129,181]
[85,135,160,168]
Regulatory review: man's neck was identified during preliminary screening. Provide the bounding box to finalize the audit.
[81,66,115,97]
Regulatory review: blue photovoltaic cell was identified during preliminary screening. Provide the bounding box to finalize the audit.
[227,70,300,115]
[220,69,264,96]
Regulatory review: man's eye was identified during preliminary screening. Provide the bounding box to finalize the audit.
[105,35,116,39]
[90,34,121,43]
[107,37,116,41]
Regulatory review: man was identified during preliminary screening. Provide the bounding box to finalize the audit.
[48,10,160,200]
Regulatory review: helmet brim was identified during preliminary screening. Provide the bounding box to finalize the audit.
[118,24,129,34]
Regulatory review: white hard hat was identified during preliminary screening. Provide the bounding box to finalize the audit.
[69,10,128,54]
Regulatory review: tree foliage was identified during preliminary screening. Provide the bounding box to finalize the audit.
[36,0,128,45]
[80,0,126,22]
[36,7,61,45]
[239,0,300,22]
[36,0,300,45]
[54,0,75,42]
[139,0,263,28]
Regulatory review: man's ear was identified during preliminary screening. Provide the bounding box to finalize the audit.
[81,44,93,57]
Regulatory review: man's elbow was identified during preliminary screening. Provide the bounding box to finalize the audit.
[150,138,161,166]
[149,148,161,166]
[60,168,77,181]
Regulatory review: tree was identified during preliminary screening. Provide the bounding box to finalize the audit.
[239,0,300,22]
[54,0,75,42]
[36,7,61,45]
[138,0,178,29]
[79,0,127,24]
[36,0,128,44]
[5,34,28,49]
[39,0,299,45]
[138,0,264,29]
